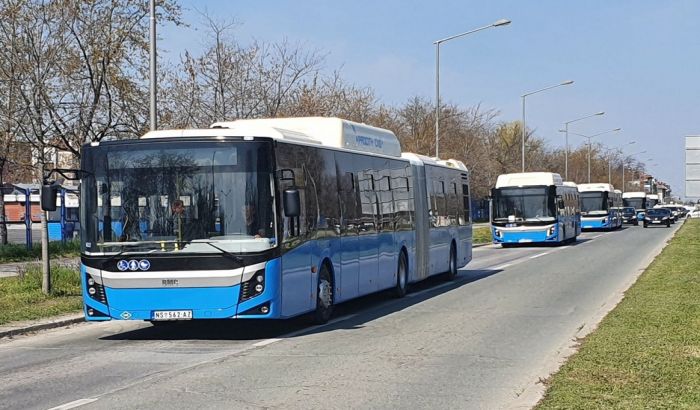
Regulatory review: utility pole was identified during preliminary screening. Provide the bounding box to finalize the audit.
[149,0,157,131]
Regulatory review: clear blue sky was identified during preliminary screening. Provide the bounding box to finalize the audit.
[160,0,700,199]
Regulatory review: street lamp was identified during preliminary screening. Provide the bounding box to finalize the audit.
[561,128,621,183]
[562,111,605,180]
[622,150,647,193]
[434,18,511,158]
[606,141,636,184]
[520,80,574,172]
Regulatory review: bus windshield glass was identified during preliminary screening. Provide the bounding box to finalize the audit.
[580,192,608,215]
[623,198,645,210]
[81,141,276,255]
[492,186,555,222]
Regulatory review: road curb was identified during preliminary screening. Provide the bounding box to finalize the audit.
[0,314,84,339]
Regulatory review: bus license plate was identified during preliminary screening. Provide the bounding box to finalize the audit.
[152,310,193,320]
[652,221,661,224]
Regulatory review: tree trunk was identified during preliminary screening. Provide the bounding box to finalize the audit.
[0,188,7,245]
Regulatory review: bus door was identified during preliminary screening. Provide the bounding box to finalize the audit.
[336,157,360,301]
[357,171,379,295]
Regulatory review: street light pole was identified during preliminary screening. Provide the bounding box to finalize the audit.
[562,111,605,180]
[434,18,510,159]
[606,141,636,184]
[560,127,621,183]
[149,0,157,131]
[520,80,574,172]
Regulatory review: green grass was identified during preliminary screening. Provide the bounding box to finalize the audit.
[537,219,700,409]
[473,226,492,245]
[0,240,80,263]
[0,265,82,325]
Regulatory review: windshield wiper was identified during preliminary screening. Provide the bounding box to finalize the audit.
[193,240,244,264]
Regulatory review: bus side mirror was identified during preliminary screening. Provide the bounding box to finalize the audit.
[41,183,60,211]
[283,188,300,217]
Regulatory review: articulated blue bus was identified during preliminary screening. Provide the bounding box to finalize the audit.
[52,117,472,324]
[490,172,580,246]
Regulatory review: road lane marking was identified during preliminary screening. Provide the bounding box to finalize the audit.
[529,252,549,259]
[494,263,512,270]
[47,398,98,410]
[252,338,282,347]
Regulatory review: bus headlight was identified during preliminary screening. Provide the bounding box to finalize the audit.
[547,225,556,236]
[85,272,107,304]
[240,269,265,302]
[494,229,502,238]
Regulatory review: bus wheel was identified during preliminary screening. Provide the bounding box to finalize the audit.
[393,251,408,298]
[446,243,458,281]
[312,264,334,325]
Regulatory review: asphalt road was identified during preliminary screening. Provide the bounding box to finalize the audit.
[0,222,682,410]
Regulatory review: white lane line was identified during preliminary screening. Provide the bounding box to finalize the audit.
[252,338,282,347]
[529,252,549,259]
[493,263,512,270]
[47,398,99,410]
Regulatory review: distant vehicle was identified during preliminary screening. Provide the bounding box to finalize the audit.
[490,172,580,246]
[643,208,672,228]
[577,183,622,230]
[654,204,684,222]
[689,209,700,218]
[622,192,647,220]
[617,206,639,225]
[646,194,660,208]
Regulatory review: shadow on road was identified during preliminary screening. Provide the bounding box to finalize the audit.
[100,268,502,342]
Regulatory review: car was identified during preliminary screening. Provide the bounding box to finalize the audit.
[617,206,639,225]
[643,208,672,228]
[689,209,700,219]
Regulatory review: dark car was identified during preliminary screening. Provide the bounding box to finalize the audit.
[619,206,639,225]
[643,208,672,228]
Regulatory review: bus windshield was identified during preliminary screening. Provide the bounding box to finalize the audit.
[80,141,277,255]
[580,192,608,215]
[623,198,645,210]
[492,186,555,222]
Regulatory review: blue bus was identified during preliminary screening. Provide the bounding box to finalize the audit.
[577,183,622,230]
[45,117,472,324]
[490,172,580,246]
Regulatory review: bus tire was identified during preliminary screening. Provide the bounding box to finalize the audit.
[312,264,334,325]
[393,251,408,298]
[446,242,458,281]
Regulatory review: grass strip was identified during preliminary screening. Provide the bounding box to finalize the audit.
[473,226,492,245]
[537,219,700,409]
[0,264,82,325]
[0,240,80,263]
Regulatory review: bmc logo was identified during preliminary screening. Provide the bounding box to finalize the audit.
[162,279,179,287]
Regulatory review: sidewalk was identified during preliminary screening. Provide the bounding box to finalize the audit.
[0,257,80,278]
[0,312,84,339]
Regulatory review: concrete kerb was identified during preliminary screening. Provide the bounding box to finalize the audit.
[0,313,84,340]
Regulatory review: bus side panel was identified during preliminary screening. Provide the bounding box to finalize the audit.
[458,225,472,268]
[279,242,313,318]
[376,230,397,290]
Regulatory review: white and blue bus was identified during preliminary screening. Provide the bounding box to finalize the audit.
[577,183,622,230]
[52,117,472,324]
[490,172,580,246]
[622,191,647,220]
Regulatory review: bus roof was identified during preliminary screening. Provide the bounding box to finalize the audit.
[563,181,578,187]
[577,183,616,193]
[206,117,403,157]
[495,172,563,188]
[622,191,646,198]
[401,153,468,171]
